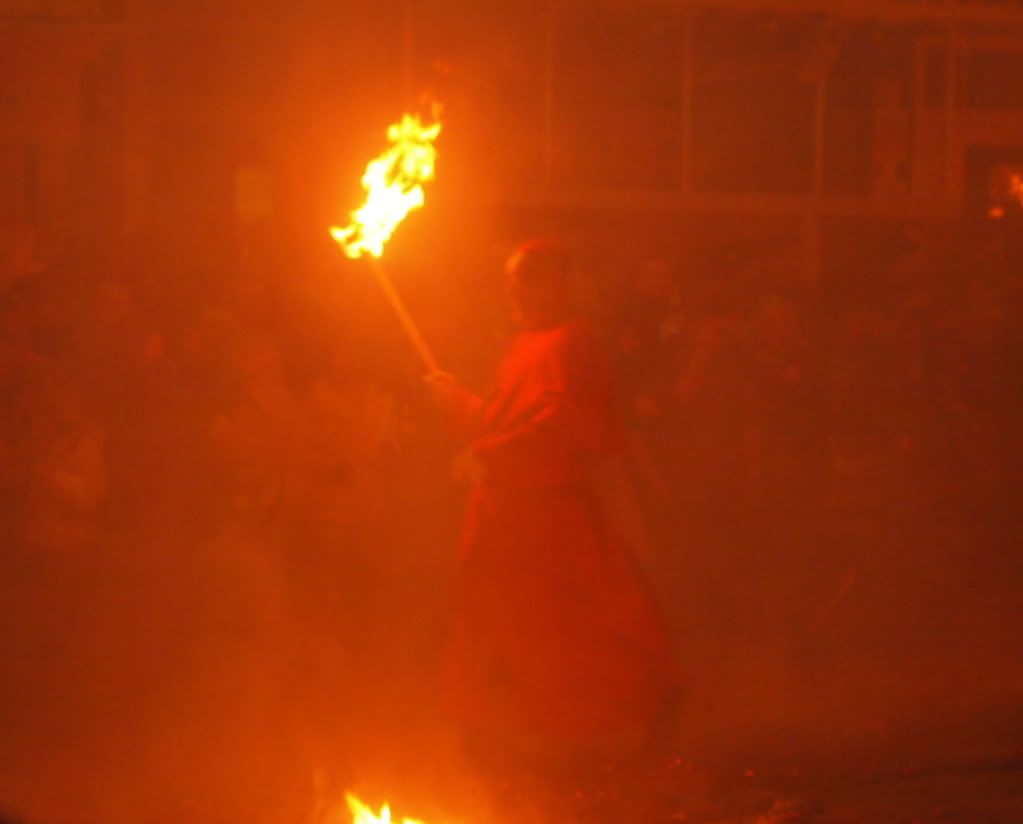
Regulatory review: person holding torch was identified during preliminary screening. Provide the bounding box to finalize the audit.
[427,240,679,773]
[332,114,678,781]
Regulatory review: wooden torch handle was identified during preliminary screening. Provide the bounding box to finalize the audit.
[370,259,441,374]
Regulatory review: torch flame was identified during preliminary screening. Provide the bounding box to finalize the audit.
[331,114,442,259]
[343,793,426,824]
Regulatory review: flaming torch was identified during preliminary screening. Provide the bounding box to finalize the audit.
[330,113,442,373]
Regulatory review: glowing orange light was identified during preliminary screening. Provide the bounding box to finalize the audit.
[341,794,427,824]
[330,114,442,259]
[989,206,1006,220]
[1012,173,1023,206]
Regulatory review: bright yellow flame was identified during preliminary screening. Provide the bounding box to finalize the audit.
[330,114,442,259]
[345,793,426,824]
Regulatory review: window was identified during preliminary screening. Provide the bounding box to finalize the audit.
[691,16,817,194]
[550,11,683,189]
[964,50,1023,110]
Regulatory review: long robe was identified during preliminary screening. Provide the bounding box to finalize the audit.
[443,320,675,742]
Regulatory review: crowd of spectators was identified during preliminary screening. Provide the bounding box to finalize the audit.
[3,218,1022,648]
[592,221,1022,658]
[0,245,435,820]
[0,216,1020,819]
[602,229,1016,523]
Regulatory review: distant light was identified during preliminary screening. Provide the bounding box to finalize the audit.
[1012,173,1023,206]
[988,206,1006,220]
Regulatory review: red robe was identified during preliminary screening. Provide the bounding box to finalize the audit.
[443,320,674,742]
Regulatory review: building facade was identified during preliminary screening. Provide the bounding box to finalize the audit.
[3,0,1023,279]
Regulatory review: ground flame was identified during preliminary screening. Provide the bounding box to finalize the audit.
[330,114,442,259]
[344,793,426,824]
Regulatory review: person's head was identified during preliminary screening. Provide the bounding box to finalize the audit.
[504,238,575,328]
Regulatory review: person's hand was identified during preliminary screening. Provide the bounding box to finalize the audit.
[425,372,483,427]
[424,371,463,407]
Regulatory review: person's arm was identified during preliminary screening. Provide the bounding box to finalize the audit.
[474,326,624,461]
[425,372,484,436]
